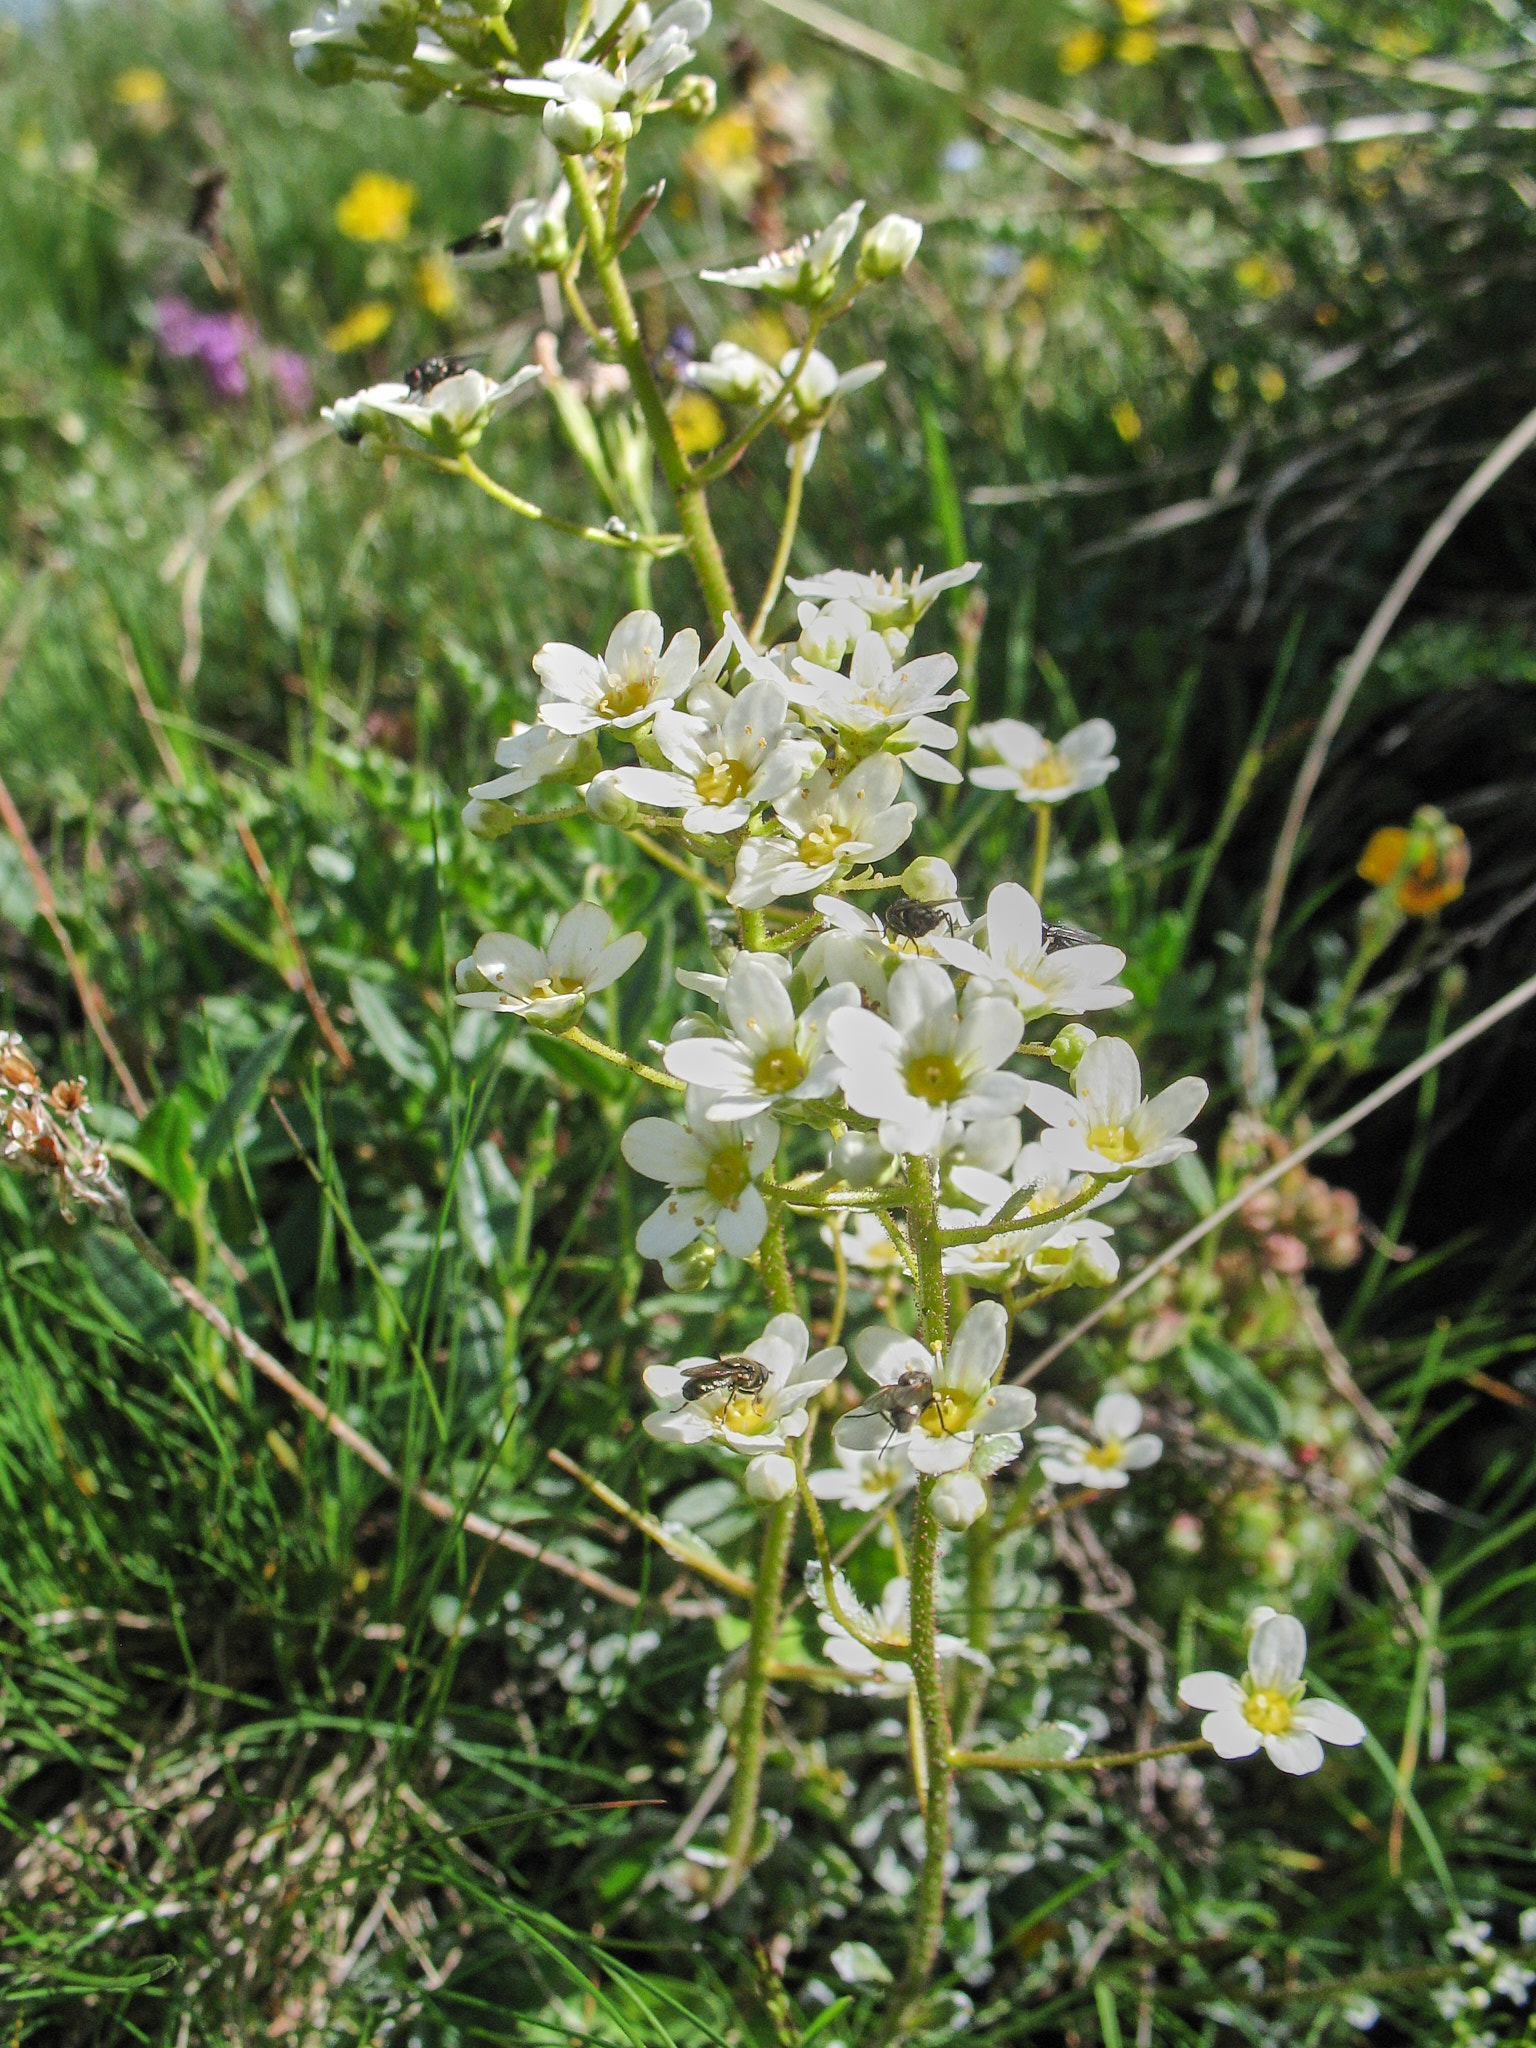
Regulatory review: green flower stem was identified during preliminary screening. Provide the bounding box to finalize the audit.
[949,1738,1209,1773]
[718,1206,799,1902]
[448,453,678,554]
[953,1513,995,1745]
[625,826,731,900]
[551,1024,681,1092]
[1029,802,1051,904]
[691,324,824,486]
[794,1464,906,1656]
[878,1476,955,2038]
[1273,906,1405,1122]
[748,437,809,646]
[563,157,738,626]
[903,1153,949,1347]
[546,1447,755,1597]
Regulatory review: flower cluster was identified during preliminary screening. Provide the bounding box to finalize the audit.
[0,1037,118,1223]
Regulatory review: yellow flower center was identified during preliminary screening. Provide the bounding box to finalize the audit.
[1025,1188,1065,1216]
[799,821,852,868]
[704,1148,751,1203]
[1086,1123,1140,1162]
[720,1391,772,1435]
[754,1045,807,1095]
[694,757,752,806]
[1084,1440,1125,1470]
[596,674,654,722]
[1020,749,1073,791]
[1241,1687,1295,1736]
[904,1052,964,1105]
[917,1386,973,1436]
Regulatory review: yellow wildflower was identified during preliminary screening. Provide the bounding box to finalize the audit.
[1212,362,1239,393]
[1235,253,1293,299]
[684,107,760,212]
[113,66,167,106]
[1255,364,1286,403]
[1117,29,1158,63]
[1058,29,1107,74]
[1358,809,1469,917]
[1117,0,1160,19]
[1022,254,1054,295]
[335,172,415,244]
[325,300,394,352]
[415,254,458,318]
[669,390,726,456]
[1111,398,1142,442]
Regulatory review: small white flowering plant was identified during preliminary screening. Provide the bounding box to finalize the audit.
[270,4,1405,2031]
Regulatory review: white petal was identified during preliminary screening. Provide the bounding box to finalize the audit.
[855,1325,930,1386]
[980,1385,1036,1433]
[1074,1037,1142,1126]
[546,902,613,980]
[1248,1614,1307,1690]
[1178,1671,1242,1712]
[662,1037,753,1092]
[715,1183,770,1256]
[1202,1707,1263,1759]
[620,1117,706,1185]
[1132,1076,1209,1146]
[1118,1434,1163,1470]
[1292,1699,1365,1747]
[954,996,1024,1077]
[584,930,647,993]
[1093,1392,1144,1442]
[635,1190,713,1258]
[943,1300,1008,1395]
[1263,1730,1325,1775]
[723,956,797,1056]
[907,1433,971,1475]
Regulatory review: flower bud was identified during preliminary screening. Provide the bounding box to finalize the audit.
[744,1452,797,1503]
[543,95,606,154]
[795,597,867,666]
[661,1239,717,1292]
[1069,1236,1120,1288]
[672,71,717,119]
[461,797,519,839]
[1050,1023,1097,1073]
[858,212,923,282]
[931,1470,987,1530]
[1165,1511,1203,1556]
[900,856,958,904]
[585,772,640,827]
[602,108,635,144]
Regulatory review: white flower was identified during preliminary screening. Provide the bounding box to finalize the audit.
[744,1452,797,1502]
[1492,1961,1535,2005]
[786,632,963,774]
[662,955,857,1119]
[729,755,916,907]
[1449,1920,1497,1962]
[933,884,1130,1022]
[938,1146,1118,1286]
[621,1085,776,1260]
[1177,1611,1366,1775]
[809,1438,915,1512]
[468,721,587,803]
[460,185,571,269]
[838,1301,1036,1476]
[1023,1038,1206,1178]
[323,365,541,453]
[825,1209,908,1276]
[808,1568,982,1694]
[968,717,1119,805]
[1034,1392,1163,1490]
[800,895,898,1004]
[931,1470,987,1529]
[454,903,644,1026]
[689,340,782,406]
[827,958,1027,1159]
[787,562,979,644]
[534,612,724,736]
[643,1311,845,1456]
[795,597,871,667]
[859,213,923,280]
[775,347,885,469]
[608,677,818,833]
[701,202,866,302]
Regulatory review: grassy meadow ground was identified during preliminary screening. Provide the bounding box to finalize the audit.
[1,0,1535,2040]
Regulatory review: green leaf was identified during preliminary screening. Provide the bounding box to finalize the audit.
[83,1229,183,1346]
[1180,1329,1284,1443]
[348,975,435,1088]
[456,1148,497,1268]
[1171,1151,1215,1217]
[196,1014,303,1170]
[133,1094,200,1215]
[987,1722,1086,1764]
